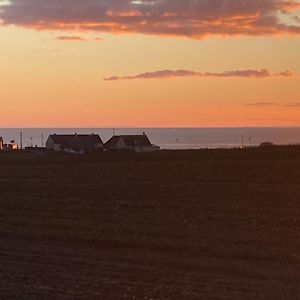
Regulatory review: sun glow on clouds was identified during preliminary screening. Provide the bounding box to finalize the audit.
[0,0,300,39]
[0,0,10,14]
[0,0,11,5]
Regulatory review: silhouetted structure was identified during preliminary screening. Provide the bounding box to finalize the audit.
[0,138,18,151]
[105,134,159,152]
[46,134,103,153]
[259,141,275,147]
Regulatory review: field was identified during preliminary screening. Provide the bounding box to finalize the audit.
[1,147,300,299]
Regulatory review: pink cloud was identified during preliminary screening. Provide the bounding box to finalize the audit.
[1,0,300,39]
[277,70,294,77]
[104,69,294,81]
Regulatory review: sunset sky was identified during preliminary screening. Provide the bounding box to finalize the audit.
[0,0,300,127]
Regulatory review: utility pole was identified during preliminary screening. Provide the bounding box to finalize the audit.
[20,131,23,150]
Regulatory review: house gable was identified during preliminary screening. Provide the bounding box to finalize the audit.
[105,134,158,152]
[46,134,103,152]
[115,137,128,149]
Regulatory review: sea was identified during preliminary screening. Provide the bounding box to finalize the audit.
[1,128,300,150]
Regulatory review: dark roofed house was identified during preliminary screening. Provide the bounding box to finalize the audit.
[46,134,103,153]
[105,133,160,152]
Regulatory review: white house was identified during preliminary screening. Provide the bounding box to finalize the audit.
[105,134,160,152]
[46,134,103,153]
[0,137,3,150]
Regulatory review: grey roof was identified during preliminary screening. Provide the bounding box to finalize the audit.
[105,135,152,148]
[49,134,103,150]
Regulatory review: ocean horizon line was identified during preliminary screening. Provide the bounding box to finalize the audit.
[2,126,300,130]
[2,127,300,150]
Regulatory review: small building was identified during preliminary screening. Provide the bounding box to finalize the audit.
[105,134,160,152]
[259,141,275,147]
[1,138,18,151]
[3,143,18,151]
[46,134,103,153]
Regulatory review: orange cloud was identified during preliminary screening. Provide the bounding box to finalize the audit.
[104,69,295,80]
[1,0,300,39]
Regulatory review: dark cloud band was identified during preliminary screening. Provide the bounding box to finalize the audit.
[0,0,300,39]
[104,69,294,80]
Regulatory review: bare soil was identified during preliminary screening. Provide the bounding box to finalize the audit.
[1,147,300,299]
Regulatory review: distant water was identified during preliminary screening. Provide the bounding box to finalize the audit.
[1,128,300,150]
